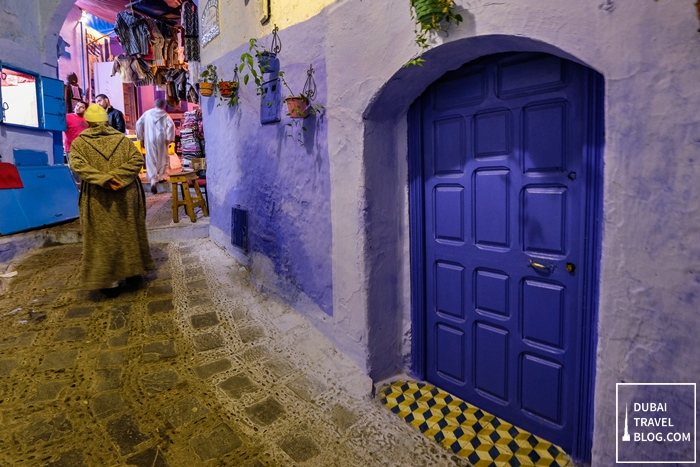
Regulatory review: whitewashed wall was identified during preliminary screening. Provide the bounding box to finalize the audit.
[200,0,700,464]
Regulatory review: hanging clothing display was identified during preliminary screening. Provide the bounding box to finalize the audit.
[181,1,200,62]
[153,68,167,86]
[64,81,84,114]
[111,55,153,86]
[165,38,179,68]
[113,11,151,56]
[188,61,200,88]
[132,63,155,87]
[164,68,188,105]
[145,18,166,66]
[105,4,200,151]
[186,84,199,104]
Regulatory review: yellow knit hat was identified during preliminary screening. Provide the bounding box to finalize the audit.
[83,103,108,123]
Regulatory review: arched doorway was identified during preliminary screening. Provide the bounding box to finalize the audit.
[406,51,602,460]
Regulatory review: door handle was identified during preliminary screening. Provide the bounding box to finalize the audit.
[528,260,554,272]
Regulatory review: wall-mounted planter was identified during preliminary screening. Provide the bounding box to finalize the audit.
[411,0,445,25]
[257,52,279,74]
[261,78,281,124]
[200,82,215,97]
[218,81,239,98]
[284,96,308,119]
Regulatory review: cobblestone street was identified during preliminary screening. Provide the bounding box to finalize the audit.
[0,240,467,467]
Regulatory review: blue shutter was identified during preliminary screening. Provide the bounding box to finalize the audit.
[53,131,65,165]
[41,76,66,131]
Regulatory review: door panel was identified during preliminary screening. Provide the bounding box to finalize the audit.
[474,269,509,317]
[523,101,567,172]
[522,279,565,349]
[434,186,464,242]
[475,110,511,157]
[436,324,466,383]
[434,118,466,175]
[434,68,486,110]
[435,261,465,319]
[522,186,567,255]
[422,52,592,453]
[521,353,563,423]
[497,55,568,98]
[473,169,509,248]
[474,322,509,401]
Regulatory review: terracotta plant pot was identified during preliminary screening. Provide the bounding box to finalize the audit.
[411,0,444,25]
[199,82,214,97]
[218,81,239,98]
[284,96,308,119]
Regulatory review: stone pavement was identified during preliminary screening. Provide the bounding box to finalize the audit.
[0,239,469,466]
[0,190,208,265]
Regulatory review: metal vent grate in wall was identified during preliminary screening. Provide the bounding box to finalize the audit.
[231,206,248,252]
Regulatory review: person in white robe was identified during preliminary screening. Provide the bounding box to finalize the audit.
[136,98,175,193]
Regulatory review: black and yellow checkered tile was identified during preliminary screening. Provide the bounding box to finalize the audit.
[379,381,572,467]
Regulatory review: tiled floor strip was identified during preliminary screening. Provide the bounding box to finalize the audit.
[379,381,572,467]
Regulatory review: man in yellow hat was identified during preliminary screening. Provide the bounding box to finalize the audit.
[69,103,154,297]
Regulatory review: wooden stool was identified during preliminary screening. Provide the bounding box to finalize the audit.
[170,171,209,223]
[188,178,208,211]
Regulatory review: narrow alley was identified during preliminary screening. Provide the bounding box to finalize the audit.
[3,1,700,465]
[0,239,467,466]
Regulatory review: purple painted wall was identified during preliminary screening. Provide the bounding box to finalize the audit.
[109,36,124,58]
[204,33,333,316]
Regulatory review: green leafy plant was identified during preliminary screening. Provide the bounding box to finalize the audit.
[217,79,240,107]
[199,64,218,97]
[278,71,324,146]
[405,0,463,67]
[199,64,218,84]
[200,64,240,107]
[235,31,324,146]
[237,38,275,96]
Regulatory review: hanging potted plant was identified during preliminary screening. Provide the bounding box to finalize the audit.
[217,69,240,107]
[218,81,237,98]
[280,65,324,146]
[218,68,240,98]
[256,25,282,74]
[405,0,463,67]
[412,0,446,24]
[239,37,277,97]
[257,51,279,74]
[199,64,218,97]
[239,25,282,91]
[284,95,309,119]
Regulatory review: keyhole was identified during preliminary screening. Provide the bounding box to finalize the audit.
[566,263,576,273]
[568,172,577,181]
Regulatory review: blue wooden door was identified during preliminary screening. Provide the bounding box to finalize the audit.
[420,53,596,453]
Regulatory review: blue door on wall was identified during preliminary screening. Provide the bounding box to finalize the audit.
[419,52,598,453]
